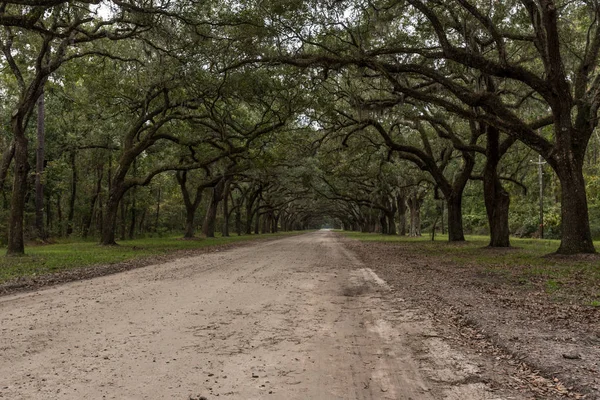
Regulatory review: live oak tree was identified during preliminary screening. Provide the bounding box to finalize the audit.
[0,0,148,254]
[5,0,600,254]
[381,0,600,254]
[239,0,600,253]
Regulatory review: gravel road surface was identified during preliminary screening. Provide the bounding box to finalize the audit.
[0,231,513,399]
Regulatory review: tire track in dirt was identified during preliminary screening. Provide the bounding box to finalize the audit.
[1,231,530,399]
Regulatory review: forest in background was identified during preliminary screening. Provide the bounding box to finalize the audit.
[2,0,600,255]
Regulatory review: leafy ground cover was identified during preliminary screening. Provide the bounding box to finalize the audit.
[340,232,600,398]
[341,232,600,306]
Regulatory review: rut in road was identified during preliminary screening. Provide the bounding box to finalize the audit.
[1,231,517,399]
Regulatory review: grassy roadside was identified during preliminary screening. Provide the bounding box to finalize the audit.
[0,232,304,284]
[340,231,600,306]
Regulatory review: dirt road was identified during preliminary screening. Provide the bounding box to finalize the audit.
[1,231,518,399]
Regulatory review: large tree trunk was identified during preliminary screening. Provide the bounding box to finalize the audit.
[101,185,125,245]
[384,195,397,235]
[440,202,445,235]
[484,174,510,247]
[176,171,204,239]
[408,195,422,237]
[0,140,14,194]
[245,189,260,235]
[202,179,225,238]
[184,206,197,239]
[261,213,268,234]
[245,203,254,234]
[203,197,219,237]
[101,152,132,246]
[446,193,465,242]
[119,196,127,241]
[483,126,511,247]
[555,161,595,254]
[34,91,46,240]
[361,221,368,233]
[386,210,397,235]
[272,213,279,233]
[222,182,230,237]
[235,205,242,236]
[282,213,288,232]
[7,132,29,255]
[379,212,388,234]
[254,211,260,235]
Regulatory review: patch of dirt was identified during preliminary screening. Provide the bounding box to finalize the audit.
[340,236,600,399]
[0,231,520,399]
[0,236,292,298]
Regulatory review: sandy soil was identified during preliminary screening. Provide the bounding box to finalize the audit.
[343,237,599,400]
[1,231,537,399]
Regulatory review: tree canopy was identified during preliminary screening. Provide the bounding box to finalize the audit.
[2,0,600,255]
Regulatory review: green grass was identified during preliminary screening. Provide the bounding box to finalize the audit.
[0,232,303,284]
[341,232,600,304]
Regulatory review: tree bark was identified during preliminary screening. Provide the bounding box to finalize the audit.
[176,171,205,239]
[245,188,260,234]
[483,126,511,247]
[119,196,127,241]
[386,211,397,235]
[272,213,280,233]
[397,194,407,236]
[379,212,388,234]
[555,161,595,254]
[222,181,230,237]
[261,213,268,234]
[440,201,445,235]
[408,195,422,237]
[101,184,125,245]
[235,203,242,236]
[245,203,254,235]
[446,193,465,242]
[438,153,474,242]
[184,206,196,239]
[0,140,14,194]
[254,210,260,235]
[484,174,510,247]
[7,132,29,255]
[202,178,226,238]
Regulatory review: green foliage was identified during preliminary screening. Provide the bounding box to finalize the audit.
[3,0,600,257]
